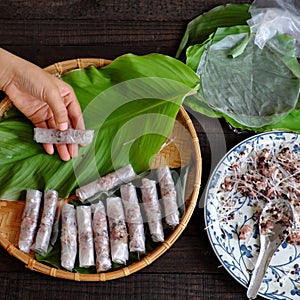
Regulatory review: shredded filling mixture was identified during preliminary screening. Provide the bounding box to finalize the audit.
[217,145,300,244]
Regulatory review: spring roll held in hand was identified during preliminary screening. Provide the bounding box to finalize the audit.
[34,190,58,255]
[76,164,136,201]
[107,197,129,265]
[141,178,164,242]
[157,166,180,228]
[34,128,94,144]
[76,205,95,268]
[18,190,42,253]
[92,201,112,272]
[61,203,77,271]
[120,183,145,254]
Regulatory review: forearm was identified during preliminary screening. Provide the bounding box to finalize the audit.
[0,48,23,92]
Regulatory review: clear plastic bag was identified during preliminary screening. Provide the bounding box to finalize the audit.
[248,0,300,55]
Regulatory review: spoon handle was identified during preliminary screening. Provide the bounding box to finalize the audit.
[246,240,276,299]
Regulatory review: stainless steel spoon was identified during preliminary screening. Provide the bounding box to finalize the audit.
[247,199,295,299]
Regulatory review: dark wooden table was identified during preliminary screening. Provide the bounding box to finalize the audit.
[0,1,266,299]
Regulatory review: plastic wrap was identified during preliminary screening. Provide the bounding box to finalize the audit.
[34,190,58,255]
[157,166,180,229]
[76,164,136,201]
[18,190,42,253]
[76,205,95,268]
[141,178,164,243]
[248,0,300,53]
[34,128,94,144]
[92,201,112,272]
[120,183,146,254]
[107,197,129,265]
[61,203,77,271]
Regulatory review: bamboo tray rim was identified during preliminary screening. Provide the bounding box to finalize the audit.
[0,57,202,281]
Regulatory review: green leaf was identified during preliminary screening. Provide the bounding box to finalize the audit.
[176,4,250,59]
[0,54,198,200]
[186,43,207,72]
[221,109,300,134]
[35,240,62,269]
[186,25,250,72]
[227,31,250,58]
[177,3,300,133]
[184,94,223,119]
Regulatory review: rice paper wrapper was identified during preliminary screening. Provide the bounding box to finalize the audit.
[92,201,112,272]
[141,178,164,243]
[76,164,136,201]
[107,197,129,265]
[61,203,77,271]
[18,190,42,253]
[34,190,58,255]
[77,205,95,268]
[157,166,180,228]
[120,183,146,254]
[34,128,94,144]
[198,32,300,128]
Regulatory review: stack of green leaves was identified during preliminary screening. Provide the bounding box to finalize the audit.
[0,54,198,200]
[177,4,300,132]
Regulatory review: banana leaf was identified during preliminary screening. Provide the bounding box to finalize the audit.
[186,25,250,72]
[0,53,199,200]
[179,4,300,132]
[176,3,251,60]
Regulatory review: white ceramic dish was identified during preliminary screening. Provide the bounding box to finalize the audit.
[205,131,300,300]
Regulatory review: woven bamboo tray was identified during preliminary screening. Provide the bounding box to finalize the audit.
[0,58,202,281]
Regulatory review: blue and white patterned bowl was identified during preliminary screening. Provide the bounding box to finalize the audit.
[205,131,300,300]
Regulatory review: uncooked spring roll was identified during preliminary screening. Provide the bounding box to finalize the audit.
[76,205,95,268]
[18,190,42,253]
[34,190,58,255]
[141,178,164,242]
[92,201,112,272]
[157,166,180,228]
[76,164,136,201]
[61,203,77,271]
[107,197,129,265]
[120,183,145,254]
[34,128,94,144]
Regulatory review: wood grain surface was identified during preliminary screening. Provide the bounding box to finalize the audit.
[0,1,263,299]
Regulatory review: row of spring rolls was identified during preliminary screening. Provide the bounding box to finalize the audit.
[60,191,142,272]
[60,165,180,272]
[18,189,59,254]
[138,166,180,242]
[75,164,180,229]
[18,164,180,273]
[77,166,181,271]
[60,197,128,272]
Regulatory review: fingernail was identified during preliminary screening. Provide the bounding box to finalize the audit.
[59,122,68,131]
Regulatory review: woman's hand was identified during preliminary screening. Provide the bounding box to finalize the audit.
[0,48,85,161]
